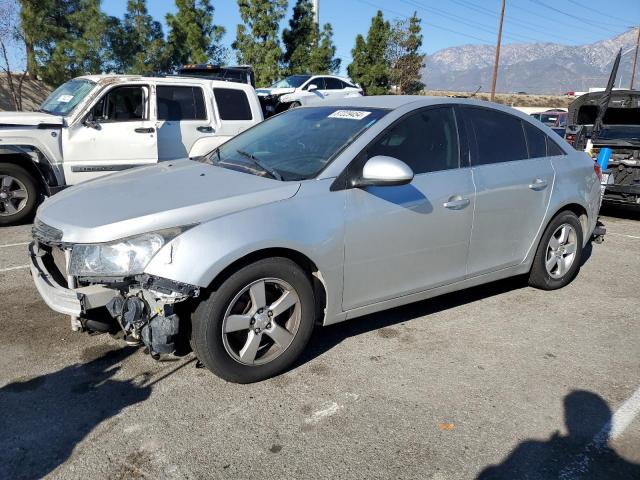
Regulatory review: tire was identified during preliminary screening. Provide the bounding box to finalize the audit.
[191,257,315,383]
[288,101,301,109]
[528,210,583,290]
[0,162,40,226]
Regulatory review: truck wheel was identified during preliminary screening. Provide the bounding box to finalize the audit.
[0,163,40,226]
[528,210,583,290]
[191,257,315,383]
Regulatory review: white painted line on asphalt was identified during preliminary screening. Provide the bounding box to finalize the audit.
[559,386,640,479]
[0,241,30,248]
[607,232,640,240]
[0,264,29,273]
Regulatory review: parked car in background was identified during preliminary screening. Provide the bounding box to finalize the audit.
[566,89,640,208]
[256,74,363,117]
[0,74,262,225]
[30,96,600,383]
[178,64,255,88]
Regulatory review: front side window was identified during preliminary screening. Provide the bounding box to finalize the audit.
[157,86,206,121]
[90,86,146,122]
[213,88,252,121]
[467,108,528,165]
[367,107,459,174]
[40,78,96,116]
[306,77,325,90]
[207,107,388,181]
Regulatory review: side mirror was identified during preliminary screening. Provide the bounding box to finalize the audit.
[354,155,414,188]
[83,114,100,129]
[307,83,318,92]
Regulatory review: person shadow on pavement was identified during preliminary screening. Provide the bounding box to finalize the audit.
[477,390,640,480]
[0,346,151,480]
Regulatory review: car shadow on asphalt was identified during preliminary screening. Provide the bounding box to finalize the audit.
[0,346,151,480]
[476,390,640,479]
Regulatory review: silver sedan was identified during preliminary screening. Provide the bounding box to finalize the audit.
[30,96,601,383]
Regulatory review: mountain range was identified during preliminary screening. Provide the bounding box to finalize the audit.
[422,29,639,94]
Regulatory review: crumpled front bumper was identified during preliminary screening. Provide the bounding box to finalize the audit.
[28,242,115,316]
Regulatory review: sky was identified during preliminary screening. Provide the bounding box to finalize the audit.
[6,0,640,75]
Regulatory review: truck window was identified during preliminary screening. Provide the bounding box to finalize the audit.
[91,86,147,122]
[157,86,207,121]
[213,88,253,121]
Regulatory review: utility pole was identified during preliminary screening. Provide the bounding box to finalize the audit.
[490,0,506,101]
[630,26,640,90]
[312,0,319,25]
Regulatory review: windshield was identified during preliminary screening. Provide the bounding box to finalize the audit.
[40,79,96,116]
[206,107,388,180]
[270,75,311,88]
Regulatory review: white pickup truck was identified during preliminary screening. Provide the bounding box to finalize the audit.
[0,74,263,225]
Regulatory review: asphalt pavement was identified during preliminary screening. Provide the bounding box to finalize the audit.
[0,208,638,480]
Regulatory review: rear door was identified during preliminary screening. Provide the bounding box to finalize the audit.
[155,84,211,160]
[463,106,555,275]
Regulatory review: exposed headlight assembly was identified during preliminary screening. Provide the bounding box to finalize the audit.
[69,227,190,277]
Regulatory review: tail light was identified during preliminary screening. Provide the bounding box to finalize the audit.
[594,162,602,181]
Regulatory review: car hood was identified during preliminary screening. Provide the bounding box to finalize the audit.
[37,159,300,244]
[0,111,63,127]
[255,87,296,96]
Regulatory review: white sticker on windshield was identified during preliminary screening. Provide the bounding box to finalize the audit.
[57,94,73,103]
[328,110,371,120]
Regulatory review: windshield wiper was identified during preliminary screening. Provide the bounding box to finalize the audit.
[236,150,283,181]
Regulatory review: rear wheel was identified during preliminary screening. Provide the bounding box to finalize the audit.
[0,163,40,226]
[191,257,315,383]
[528,211,583,290]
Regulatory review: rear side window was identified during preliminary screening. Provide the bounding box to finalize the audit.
[213,88,253,121]
[157,86,206,121]
[368,107,459,174]
[523,121,547,158]
[547,139,566,156]
[324,77,344,90]
[467,108,528,165]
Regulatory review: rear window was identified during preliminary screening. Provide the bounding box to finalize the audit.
[213,88,252,121]
[467,108,528,165]
[157,86,207,121]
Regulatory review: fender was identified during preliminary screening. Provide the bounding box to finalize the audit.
[0,145,65,194]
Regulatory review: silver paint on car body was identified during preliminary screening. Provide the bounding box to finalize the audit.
[32,96,601,328]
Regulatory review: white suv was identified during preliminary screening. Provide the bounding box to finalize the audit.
[0,75,263,225]
[256,74,363,116]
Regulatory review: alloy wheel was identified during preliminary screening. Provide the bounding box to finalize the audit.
[0,175,29,217]
[545,223,578,279]
[221,278,301,366]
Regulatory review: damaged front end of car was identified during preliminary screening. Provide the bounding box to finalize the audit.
[30,220,200,357]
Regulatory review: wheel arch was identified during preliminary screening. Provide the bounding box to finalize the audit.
[0,146,61,195]
[206,247,328,324]
[547,202,589,239]
[0,152,49,194]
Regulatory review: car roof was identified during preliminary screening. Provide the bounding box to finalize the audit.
[76,74,252,90]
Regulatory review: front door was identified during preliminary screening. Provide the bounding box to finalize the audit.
[343,106,475,310]
[462,106,556,275]
[63,84,157,185]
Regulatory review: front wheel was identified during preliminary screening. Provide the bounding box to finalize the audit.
[288,101,302,109]
[191,258,315,383]
[0,163,40,226]
[528,211,583,290]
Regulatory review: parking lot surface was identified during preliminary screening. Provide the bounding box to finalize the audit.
[1,209,639,479]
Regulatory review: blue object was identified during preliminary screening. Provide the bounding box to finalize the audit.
[596,147,612,171]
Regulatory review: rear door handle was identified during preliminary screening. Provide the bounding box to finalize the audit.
[197,126,214,133]
[134,127,154,133]
[443,195,471,210]
[528,178,548,190]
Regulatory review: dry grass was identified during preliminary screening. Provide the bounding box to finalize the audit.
[422,89,571,108]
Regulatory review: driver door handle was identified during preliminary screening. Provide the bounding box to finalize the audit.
[134,127,154,133]
[197,126,214,133]
[443,195,470,210]
[528,178,548,190]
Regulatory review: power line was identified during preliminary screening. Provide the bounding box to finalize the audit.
[566,0,640,25]
[528,0,630,30]
[354,0,495,44]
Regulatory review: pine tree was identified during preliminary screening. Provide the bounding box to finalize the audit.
[387,13,425,94]
[107,0,166,74]
[347,10,391,95]
[20,0,109,85]
[165,0,225,71]
[308,23,340,74]
[233,0,287,86]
